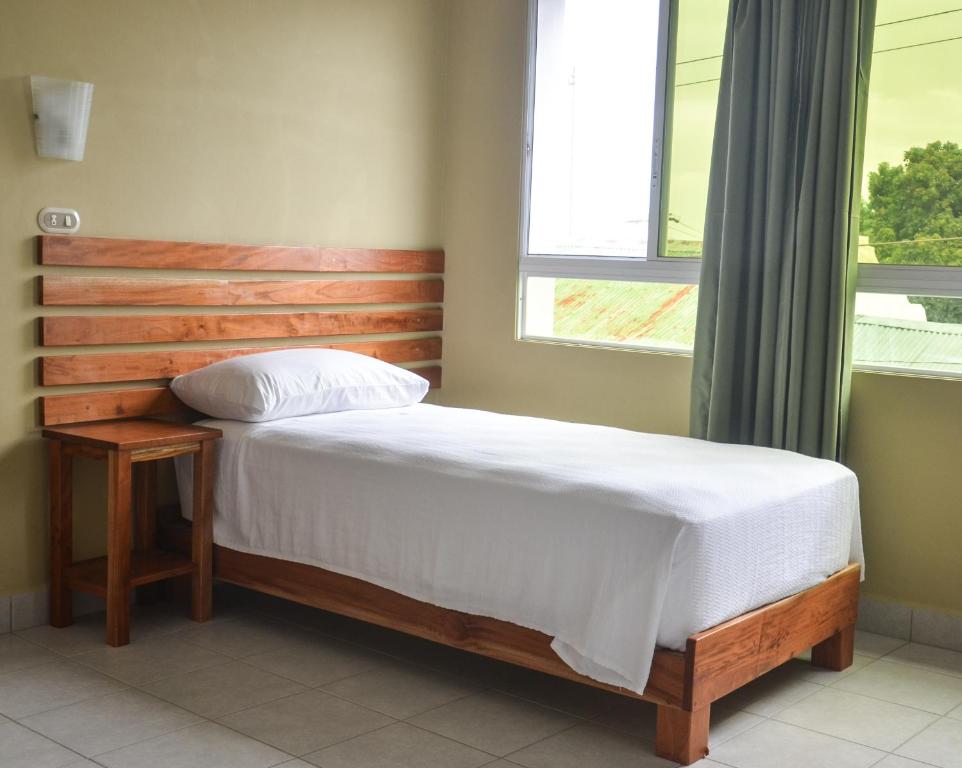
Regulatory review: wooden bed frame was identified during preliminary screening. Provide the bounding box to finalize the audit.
[38,235,860,764]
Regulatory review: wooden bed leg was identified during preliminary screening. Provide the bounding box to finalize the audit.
[812,624,855,671]
[655,704,710,765]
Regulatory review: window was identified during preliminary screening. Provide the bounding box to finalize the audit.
[853,2,962,376]
[519,0,962,377]
[520,0,718,351]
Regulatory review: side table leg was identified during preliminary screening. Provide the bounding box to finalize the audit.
[49,440,73,628]
[134,462,160,605]
[106,450,133,647]
[191,440,214,622]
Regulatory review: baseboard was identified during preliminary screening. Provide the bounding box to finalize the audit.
[858,595,962,652]
[2,589,105,632]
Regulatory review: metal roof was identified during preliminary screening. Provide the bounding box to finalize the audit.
[852,316,962,373]
[551,279,962,373]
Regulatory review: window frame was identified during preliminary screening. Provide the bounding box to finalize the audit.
[517,0,962,376]
[518,0,692,271]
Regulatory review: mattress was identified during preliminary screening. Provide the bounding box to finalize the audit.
[176,403,862,693]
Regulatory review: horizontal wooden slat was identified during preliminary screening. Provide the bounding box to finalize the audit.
[40,275,444,306]
[41,387,189,426]
[40,337,442,386]
[39,236,444,273]
[41,309,443,346]
[39,366,441,426]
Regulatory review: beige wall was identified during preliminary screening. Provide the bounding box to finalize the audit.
[2,0,960,619]
[0,0,448,594]
[441,0,962,616]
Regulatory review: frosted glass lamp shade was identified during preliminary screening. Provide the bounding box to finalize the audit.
[30,76,94,161]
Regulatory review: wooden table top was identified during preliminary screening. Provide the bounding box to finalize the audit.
[42,418,222,451]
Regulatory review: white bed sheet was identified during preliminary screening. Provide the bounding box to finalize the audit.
[176,404,862,693]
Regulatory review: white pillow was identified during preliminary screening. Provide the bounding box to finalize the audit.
[170,348,429,422]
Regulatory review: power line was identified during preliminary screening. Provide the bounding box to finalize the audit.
[876,8,962,27]
[676,54,722,66]
[675,34,962,87]
[676,76,721,88]
[676,7,962,66]
[874,34,962,55]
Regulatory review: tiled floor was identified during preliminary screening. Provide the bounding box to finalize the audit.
[2,587,961,768]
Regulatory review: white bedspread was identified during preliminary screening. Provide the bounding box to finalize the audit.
[176,404,862,693]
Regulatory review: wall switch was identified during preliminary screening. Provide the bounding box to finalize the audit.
[38,207,80,234]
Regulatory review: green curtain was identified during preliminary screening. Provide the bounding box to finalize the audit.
[690,0,877,460]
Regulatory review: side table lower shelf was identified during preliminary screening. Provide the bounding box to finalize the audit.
[65,551,197,597]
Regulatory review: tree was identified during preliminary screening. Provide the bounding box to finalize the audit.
[861,142,962,324]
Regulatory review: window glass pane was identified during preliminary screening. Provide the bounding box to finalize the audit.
[854,293,962,373]
[664,0,728,258]
[524,277,697,350]
[859,2,962,268]
[528,0,663,257]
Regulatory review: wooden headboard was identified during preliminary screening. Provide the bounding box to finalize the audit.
[37,236,443,426]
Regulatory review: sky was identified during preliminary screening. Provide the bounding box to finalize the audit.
[665,0,962,246]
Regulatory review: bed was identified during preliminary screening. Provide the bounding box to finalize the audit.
[37,235,862,765]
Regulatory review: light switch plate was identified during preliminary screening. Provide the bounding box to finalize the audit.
[38,207,80,234]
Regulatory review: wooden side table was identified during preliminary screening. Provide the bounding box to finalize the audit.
[43,419,223,647]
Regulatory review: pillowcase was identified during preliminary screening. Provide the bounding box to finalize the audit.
[170,348,429,422]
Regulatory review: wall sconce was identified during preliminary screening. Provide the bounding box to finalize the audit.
[30,76,94,161]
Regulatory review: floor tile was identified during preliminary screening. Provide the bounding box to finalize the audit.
[708,706,765,746]
[217,689,392,755]
[0,719,80,768]
[591,696,761,747]
[789,653,875,685]
[875,756,942,768]
[374,635,515,686]
[833,659,962,714]
[73,634,231,685]
[173,614,311,658]
[896,718,962,768]
[303,721,491,768]
[0,634,61,675]
[0,661,126,719]
[408,690,577,756]
[710,719,885,768]
[590,695,658,739]
[244,632,386,687]
[949,702,962,720]
[128,602,245,637]
[887,643,962,678]
[320,659,481,718]
[854,630,907,658]
[142,660,306,718]
[95,721,289,768]
[492,667,615,718]
[717,664,822,716]
[15,617,114,657]
[21,688,201,757]
[774,686,937,751]
[507,722,673,768]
